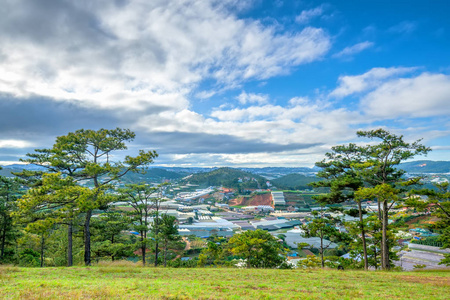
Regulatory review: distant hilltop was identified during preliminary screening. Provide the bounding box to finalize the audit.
[399,160,450,173]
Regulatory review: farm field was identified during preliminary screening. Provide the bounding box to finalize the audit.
[0,263,449,299]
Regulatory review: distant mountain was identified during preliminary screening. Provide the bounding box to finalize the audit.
[181,167,268,189]
[271,174,319,190]
[1,164,46,171]
[399,160,450,173]
[121,168,186,182]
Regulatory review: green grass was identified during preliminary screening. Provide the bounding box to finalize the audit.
[0,263,449,299]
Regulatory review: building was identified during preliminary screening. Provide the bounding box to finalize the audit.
[271,191,286,209]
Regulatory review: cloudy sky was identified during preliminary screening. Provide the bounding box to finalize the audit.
[0,0,449,167]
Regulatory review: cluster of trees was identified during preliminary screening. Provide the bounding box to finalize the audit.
[271,174,319,190]
[0,128,182,267]
[197,229,289,268]
[310,129,450,270]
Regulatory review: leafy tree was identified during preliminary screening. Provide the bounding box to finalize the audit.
[311,143,369,269]
[407,182,450,265]
[353,129,429,270]
[91,212,132,262]
[301,210,344,268]
[14,173,90,266]
[314,129,429,270]
[0,174,22,262]
[228,229,285,268]
[118,183,158,265]
[198,235,228,267]
[147,184,168,267]
[159,214,181,267]
[20,128,158,265]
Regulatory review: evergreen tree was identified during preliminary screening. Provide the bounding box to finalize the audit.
[19,128,158,265]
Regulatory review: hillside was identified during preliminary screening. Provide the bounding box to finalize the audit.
[229,192,272,206]
[0,265,448,299]
[400,160,450,173]
[181,167,268,189]
[271,173,319,190]
[120,168,186,182]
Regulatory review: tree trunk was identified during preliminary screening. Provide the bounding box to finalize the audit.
[154,240,159,267]
[358,201,368,270]
[382,200,390,270]
[373,246,378,270]
[164,240,167,267]
[377,199,385,269]
[141,232,146,266]
[84,210,92,266]
[0,225,6,259]
[153,211,159,267]
[68,223,73,267]
[320,232,324,268]
[40,235,45,268]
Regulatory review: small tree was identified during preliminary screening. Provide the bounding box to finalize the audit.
[228,229,284,268]
[301,210,343,268]
[118,183,157,266]
[148,184,168,267]
[0,174,22,262]
[312,143,369,270]
[91,212,132,261]
[14,173,90,266]
[159,214,180,267]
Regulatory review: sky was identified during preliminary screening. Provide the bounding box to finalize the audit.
[0,0,449,167]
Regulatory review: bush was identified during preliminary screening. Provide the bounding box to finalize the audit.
[18,249,40,267]
[411,236,443,247]
[167,258,197,268]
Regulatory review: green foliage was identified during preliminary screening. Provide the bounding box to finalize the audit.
[411,236,443,247]
[159,214,181,267]
[228,229,285,268]
[199,236,228,267]
[271,174,318,190]
[315,128,430,270]
[297,255,321,268]
[182,167,267,190]
[302,211,346,268]
[0,175,22,262]
[18,127,158,266]
[18,249,40,267]
[167,258,197,268]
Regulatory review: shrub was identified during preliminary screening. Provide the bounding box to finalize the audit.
[18,249,40,267]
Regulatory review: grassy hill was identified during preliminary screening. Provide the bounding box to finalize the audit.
[181,167,268,189]
[0,264,448,299]
[271,173,319,190]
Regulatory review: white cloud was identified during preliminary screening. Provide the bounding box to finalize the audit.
[362,73,450,118]
[0,0,331,114]
[330,67,417,98]
[295,6,324,24]
[237,91,269,105]
[333,41,374,58]
[0,139,34,148]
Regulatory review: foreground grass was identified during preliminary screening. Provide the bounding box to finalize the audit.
[0,263,449,299]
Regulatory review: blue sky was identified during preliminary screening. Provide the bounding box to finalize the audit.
[0,0,449,167]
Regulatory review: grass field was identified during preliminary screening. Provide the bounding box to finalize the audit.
[0,262,449,299]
